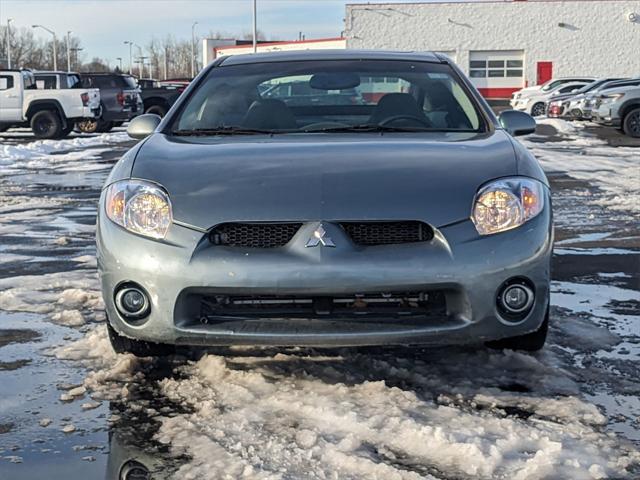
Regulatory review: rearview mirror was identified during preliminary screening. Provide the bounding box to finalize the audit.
[309,72,360,90]
[498,110,536,136]
[127,114,161,140]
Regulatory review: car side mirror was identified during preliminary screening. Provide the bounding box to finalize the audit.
[498,110,537,136]
[127,114,161,140]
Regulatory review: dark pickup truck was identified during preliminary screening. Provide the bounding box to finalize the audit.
[137,79,185,117]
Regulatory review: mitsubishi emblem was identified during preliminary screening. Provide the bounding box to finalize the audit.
[306,223,336,248]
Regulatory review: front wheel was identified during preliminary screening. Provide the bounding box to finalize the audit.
[31,110,62,139]
[145,104,168,117]
[96,120,114,133]
[107,321,174,357]
[486,307,549,352]
[622,107,640,138]
[530,103,546,117]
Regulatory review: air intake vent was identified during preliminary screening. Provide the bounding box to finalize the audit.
[209,221,433,248]
[209,223,302,248]
[340,221,432,246]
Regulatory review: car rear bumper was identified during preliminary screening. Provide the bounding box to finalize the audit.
[97,204,553,348]
[102,102,144,122]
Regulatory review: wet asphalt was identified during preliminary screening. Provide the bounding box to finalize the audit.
[0,124,638,479]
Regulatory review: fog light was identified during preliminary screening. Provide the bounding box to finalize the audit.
[115,285,150,320]
[500,284,534,314]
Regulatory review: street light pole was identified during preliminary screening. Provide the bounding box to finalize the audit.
[66,31,72,72]
[191,21,198,78]
[32,24,57,70]
[252,0,257,53]
[124,40,133,75]
[70,48,82,71]
[116,57,122,71]
[6,18,12,69]
[163,47,168,80]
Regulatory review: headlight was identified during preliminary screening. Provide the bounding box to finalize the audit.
[601,93,624,104]
[104,180,172,239]
[471,177,545,236]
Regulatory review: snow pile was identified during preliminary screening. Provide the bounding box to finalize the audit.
[0,271,103,326]
[53,325,143,401]
[0,132,129,163]
[537,117,584,135]
[522,126,640,214]
[151,351,639,479]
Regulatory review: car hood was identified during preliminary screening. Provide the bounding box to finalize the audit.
[515,86,543,97]
[131,131,518,229]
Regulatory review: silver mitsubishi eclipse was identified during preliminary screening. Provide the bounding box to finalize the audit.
[97,50,552,357]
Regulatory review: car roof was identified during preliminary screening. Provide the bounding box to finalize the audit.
[218,49,444,66]
[34,71,78,75]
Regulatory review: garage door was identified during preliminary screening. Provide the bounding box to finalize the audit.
[469,50,524,99]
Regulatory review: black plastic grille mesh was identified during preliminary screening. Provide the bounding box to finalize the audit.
[209,221,433,248]
[341,221,432,246]
[210,223,302,248]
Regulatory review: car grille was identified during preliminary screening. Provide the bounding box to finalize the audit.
[209,221,433,248]
[341,221,432,245]
[197,291,447,323]
[209,223,303,248]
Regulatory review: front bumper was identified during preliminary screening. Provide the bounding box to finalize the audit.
[591,106,620,126]
[97,206,553,348]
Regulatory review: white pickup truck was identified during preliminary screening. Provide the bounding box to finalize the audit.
[0,69,101,139]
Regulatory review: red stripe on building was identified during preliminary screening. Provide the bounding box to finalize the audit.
[477,87,521,99]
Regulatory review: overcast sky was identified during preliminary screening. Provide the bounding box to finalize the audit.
[2,0,436,65]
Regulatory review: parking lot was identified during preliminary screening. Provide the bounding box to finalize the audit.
[0,119,638,479]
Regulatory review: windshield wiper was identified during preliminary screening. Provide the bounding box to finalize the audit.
[172,126,283,136]
[301,124,478,134]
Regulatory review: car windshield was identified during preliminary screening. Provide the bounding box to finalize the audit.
[171,59,484,135]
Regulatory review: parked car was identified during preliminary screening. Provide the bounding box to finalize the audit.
[512,81,591,116]
[580,79,640,120]
[510,76,595,109]
[137,78,184,117]
[0,69,100,139]
[77,72,143,133]
[98,50,551,357]
[591,85,640,137]
[545,77,626,118]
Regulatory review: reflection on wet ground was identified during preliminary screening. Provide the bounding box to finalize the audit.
[0,125,639,479]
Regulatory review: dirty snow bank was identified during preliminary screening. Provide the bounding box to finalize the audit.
[0,270,103,327]
[0,132,129,163]
[152,350,638,480]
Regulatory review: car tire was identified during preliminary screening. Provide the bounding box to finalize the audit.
[60,122,74,138]
[530,103,546,117]
[107,321,174,357]
[486,306,549,352]
[96,120,114,133]
[622,107,640,138]
[30,110,62,139]
[113,121,124,127]
[145,104,168,117]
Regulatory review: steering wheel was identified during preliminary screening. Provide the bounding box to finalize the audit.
[379,115,432,128]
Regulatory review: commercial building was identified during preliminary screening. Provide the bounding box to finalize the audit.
[345,0,640,98]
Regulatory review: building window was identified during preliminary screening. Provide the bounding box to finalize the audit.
[470,58,523,79]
